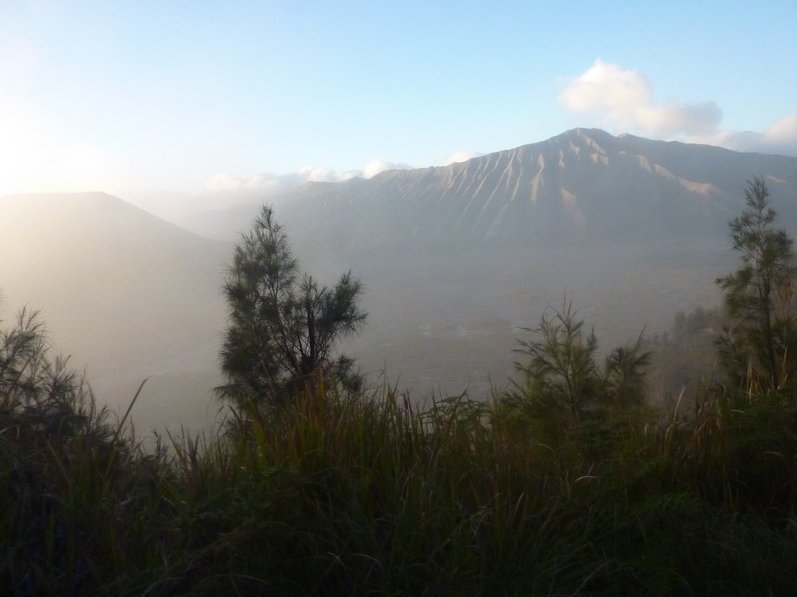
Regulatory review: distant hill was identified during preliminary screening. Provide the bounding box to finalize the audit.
[269,128,797,262]
[5,133,797,432]
[256,130,797,399]
[0,192,231,434]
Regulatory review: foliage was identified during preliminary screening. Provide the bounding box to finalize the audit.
[604,333,651,410]
[0,307,163,595]
[644,306,725,412]
[3,304,797,594]
[0,307,112,443]
[716,176,797,391]
[512,302,601,431]
[509,302,651,452]
[671,305,723,342]
[218,205,367,411]
[7,178,797,594]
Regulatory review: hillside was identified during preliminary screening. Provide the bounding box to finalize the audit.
[257,131,797,398]
[0,192,230,433]
[271,128,797,261]
[4,133,797,428]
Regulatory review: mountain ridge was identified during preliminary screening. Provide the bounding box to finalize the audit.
[0,191,231,434]
[0,191,224,246]
[271,129,797,262]
[3,130,797,432]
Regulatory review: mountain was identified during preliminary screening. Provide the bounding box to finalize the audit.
[4,132,797,433]
[0,192,231,434]
[269,128,797,262]
[251,130,797,398]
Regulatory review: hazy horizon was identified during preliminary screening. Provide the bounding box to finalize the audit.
[4,125,796,237]
[2,2,796,220]
[3,5,797,589]
[2,2,797,434]
[4,130,796,434]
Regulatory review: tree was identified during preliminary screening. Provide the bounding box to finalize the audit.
[716,177,797,392]
[508,302,651,447]
[512,302,602,431]
[0,306,112,441]
[604,334,651,411]
[218,206,367,410]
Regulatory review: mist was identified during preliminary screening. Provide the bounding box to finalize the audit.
[3,129,794,436]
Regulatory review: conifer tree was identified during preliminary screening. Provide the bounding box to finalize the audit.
[604,335,651,410]
[716,177,797,391]
[513,302,602,431]
[218,206,366,410]
[510,302,650,443]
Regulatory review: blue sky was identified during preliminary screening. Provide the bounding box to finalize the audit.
[1,1,796,212]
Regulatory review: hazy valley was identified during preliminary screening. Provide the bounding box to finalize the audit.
[3,129,797,434]
[8,5,797,591]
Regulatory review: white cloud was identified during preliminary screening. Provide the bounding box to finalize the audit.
[442,151,483,165]
[637,102,722,137]
[559,60,651,116]
[206,172,287,194]
[711,113,797,156]
[363,160,411,178]
[204,168,335,195]
[559,59,721,137]
[767,113,797,143]
[297,166,339,183]
[202,147,494,212]
[205,158,414,197]
[559,59,796,156]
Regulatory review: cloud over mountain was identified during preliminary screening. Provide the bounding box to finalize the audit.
[559,60,797,157]
[267,128,797,262]
[442,151,484,165]
[716,113,797,156]
[362,160,412,178]
[205,160,412,198]
[559,59,722,137]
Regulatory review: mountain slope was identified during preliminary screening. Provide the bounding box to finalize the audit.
[0,192,231,433]
[5,133,797,431]
[254,131,797,398]
[272,129,797,261]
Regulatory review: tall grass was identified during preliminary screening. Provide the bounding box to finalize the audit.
[3,322,797,594]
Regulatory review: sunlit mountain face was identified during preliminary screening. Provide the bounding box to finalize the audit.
[270,129,797,259]
[262,129,797,401]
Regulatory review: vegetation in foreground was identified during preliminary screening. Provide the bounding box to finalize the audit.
[3,178,797,595]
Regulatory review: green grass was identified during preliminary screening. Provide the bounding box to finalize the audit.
[2,307,797,594]
[3,372,797,595]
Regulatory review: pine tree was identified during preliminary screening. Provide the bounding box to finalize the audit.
[604,334,651,410]
[716,177,796,392]
[218,206,366,410]
[512,302,602,431]
[509,302,650,448]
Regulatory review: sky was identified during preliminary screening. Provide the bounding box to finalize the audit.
[1,0,796,216]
